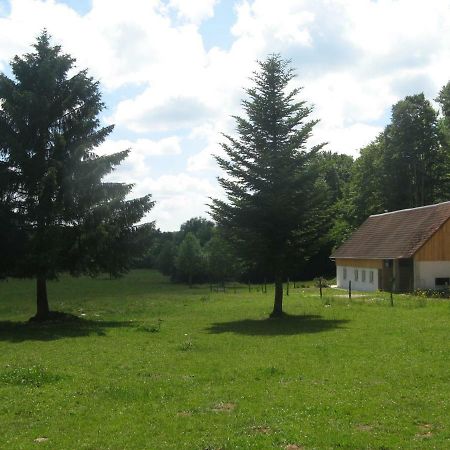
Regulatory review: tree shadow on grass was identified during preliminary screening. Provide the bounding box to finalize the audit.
[0,316,134,343]
[205,314,350,336]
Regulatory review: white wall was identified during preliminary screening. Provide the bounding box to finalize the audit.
[336,265,379,292]
[414,261,450,289]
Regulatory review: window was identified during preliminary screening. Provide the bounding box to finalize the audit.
[362,270,366,282]
[436,277,450,287]
[369,271,374,283]
[354,269,358,281]
[343,267,347,280]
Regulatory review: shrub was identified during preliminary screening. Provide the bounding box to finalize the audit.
[414,288,450,299]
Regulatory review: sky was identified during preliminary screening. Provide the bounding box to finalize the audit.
[0,0,449,230]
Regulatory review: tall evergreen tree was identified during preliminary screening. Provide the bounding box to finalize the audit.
[210,55,327,317]
[0,31,154,320]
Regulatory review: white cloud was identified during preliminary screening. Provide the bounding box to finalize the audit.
[311,122,383,157]
[232,0,314,46]
[96,136,181,180]
[143,173,216,195]
[151,193,211,231]
[133,173,222,230]
[97,136,181,157]
[112,93,215,133]
[341,0,448,58]
[168,0,218,24]
[187,145,218,172]
[186,119,233,172]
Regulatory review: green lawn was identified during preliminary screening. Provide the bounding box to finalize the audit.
[1,270,450,449]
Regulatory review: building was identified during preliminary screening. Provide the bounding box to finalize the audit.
[331,202,450,292]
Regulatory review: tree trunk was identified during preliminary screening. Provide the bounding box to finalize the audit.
[36,276,50,320]
[271,274,284,317]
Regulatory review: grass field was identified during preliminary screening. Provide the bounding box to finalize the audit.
[1,270,450,449]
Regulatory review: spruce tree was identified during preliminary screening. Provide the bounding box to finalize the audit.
[210,54,327,317]
[0,31,154,320]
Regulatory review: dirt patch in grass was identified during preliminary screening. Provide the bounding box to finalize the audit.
[211,402,236,412]
[177,410,193,417]
[415,423,434,439]
[415,431,433,439]
[34,437,48,443]
[355,424,373,432]
[285,445,304,450]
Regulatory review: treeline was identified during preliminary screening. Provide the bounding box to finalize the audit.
[145,82,450,283]
[333,84,450,238]
[137,218,239,285]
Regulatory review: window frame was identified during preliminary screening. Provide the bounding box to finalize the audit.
[436,277,450,287]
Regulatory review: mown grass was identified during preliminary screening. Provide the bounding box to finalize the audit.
[1,270,450,449]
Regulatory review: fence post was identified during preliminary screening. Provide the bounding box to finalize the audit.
[349,280,352,300]
[264,278,267,294]
[390,277,395,307]
[319,277,323,299]
[286,277,290,296]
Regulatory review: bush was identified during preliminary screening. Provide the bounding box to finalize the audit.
[414,288,450,299]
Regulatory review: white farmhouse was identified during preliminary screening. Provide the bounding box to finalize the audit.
[331,202,450,292]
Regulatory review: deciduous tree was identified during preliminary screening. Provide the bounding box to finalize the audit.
[205,231,240,284]
[176,232,204,287]
[382,94,441,210]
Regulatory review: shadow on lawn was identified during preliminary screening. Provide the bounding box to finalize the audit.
[0,316,134,343]
[206,314,349,336]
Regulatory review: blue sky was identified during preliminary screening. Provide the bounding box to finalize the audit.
[0,0,449,230]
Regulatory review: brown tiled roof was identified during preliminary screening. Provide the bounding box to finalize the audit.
[331,201,450,259]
